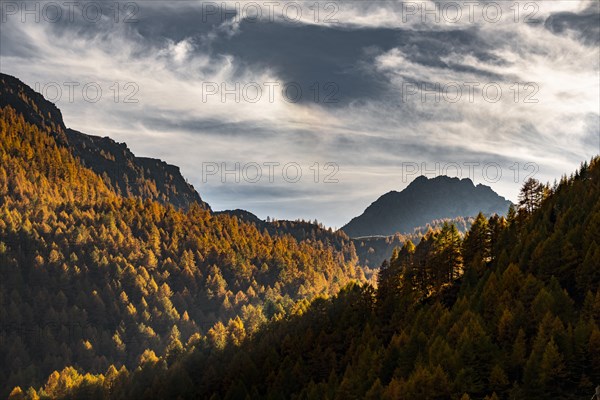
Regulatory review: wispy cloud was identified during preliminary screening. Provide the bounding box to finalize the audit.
[1,0,598,227]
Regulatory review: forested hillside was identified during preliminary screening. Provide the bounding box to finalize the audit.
[218,209,474,270]
[353,216,475,269]
[21,157,599,399]
[0,74,208,210]
[0,85,364,397]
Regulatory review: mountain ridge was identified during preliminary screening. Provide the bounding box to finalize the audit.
[0,73,209,210]
[342,174,512,237]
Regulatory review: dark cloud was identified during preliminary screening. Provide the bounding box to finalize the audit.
[133,3,227,43]
[205,22,502,106]
[0,17,40,59]
[139,115,278,139]
[545,4,600,46]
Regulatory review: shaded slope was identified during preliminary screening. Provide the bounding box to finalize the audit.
[38,158,599,400]
[342,175,511,237]
[0,76,364,397]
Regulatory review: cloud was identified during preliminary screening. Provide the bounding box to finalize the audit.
[0,0,597,227]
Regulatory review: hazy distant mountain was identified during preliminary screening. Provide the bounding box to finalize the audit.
[0,73,209,210]
[342,175,512,237]
[352,215,475,269]
[215,209,266,226]
[216,210,477,270]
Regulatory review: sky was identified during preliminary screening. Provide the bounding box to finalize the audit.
[1,0,598,228]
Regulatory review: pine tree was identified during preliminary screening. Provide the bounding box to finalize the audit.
[539,339,567,397]
[518,178,543,215]
[463,212,490,269]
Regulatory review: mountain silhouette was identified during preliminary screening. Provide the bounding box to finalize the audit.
[342,175,512,237]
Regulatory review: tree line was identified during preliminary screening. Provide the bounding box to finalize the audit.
[13,157,599,399]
